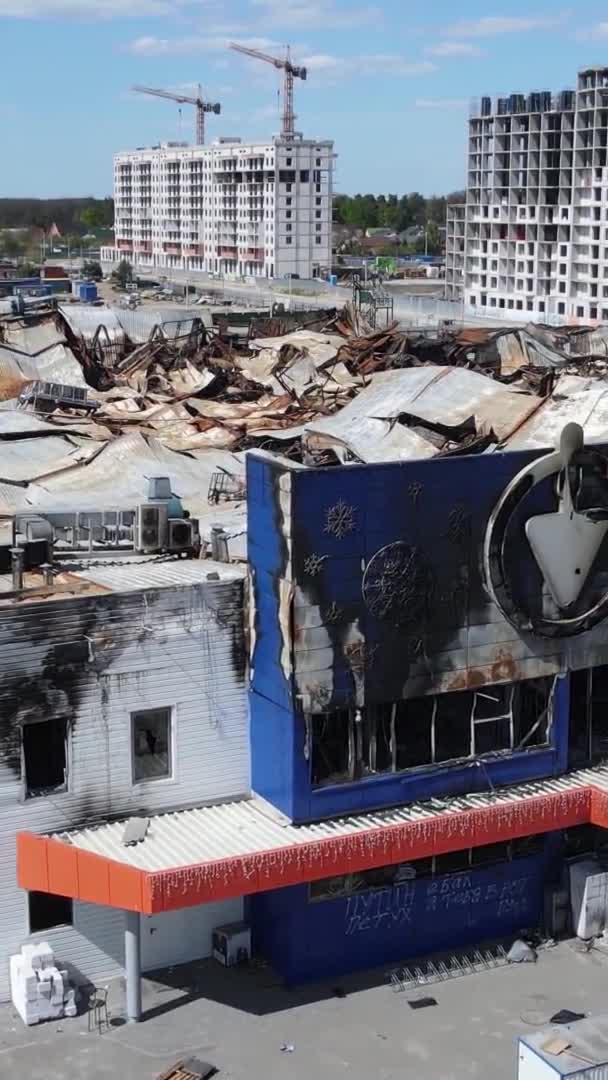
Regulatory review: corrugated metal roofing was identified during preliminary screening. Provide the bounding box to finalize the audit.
[73,554,245,592]
[2,322,65,355]
[0,342,87,392]
[54,765,608,872]
[113,306,206,344]
[11,433,248,553]
[0,405,70,436]
[506,375,608,450]
[0,554,244,600]
[58,304,125,344]
[304,367,541,463]
[0,435,99,482]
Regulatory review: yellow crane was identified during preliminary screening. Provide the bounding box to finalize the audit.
[132,84,221,145]
[229,43,307,138]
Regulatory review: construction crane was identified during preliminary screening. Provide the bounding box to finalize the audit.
[131,84,221,146]
[229,43,306,139]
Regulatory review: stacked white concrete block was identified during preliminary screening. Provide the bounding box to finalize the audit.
[10,941,76,1025]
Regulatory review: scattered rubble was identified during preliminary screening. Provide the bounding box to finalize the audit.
[4,301,608,554]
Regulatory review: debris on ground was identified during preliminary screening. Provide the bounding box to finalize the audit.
[507,940,538,964]
[155,1058,217,1080]
[280,1043,295,1053]
[550,1009,587,1025]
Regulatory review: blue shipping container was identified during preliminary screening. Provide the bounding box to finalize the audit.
[78,282,97,302]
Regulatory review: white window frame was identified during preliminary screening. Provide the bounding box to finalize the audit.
[131,706,174,786]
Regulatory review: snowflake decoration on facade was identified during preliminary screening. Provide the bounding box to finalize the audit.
[303,553,328,577]
[408,481,424,507]
[323,601,343,625]
[324,498,357,539]
[446,504,471,545]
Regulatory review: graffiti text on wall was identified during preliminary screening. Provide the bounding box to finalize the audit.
[343,874,532,935]
[345,883,415,935]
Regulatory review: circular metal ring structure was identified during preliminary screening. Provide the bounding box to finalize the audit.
[483,440,608,638]
[362,541,432,624]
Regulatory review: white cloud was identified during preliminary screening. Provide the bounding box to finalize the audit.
[250,0,379,31]
[128,33,282,55]
[425,41,482,57]
[416,98,468,109]
[1,0,171,15]
[300,52,436,78]
[576,21,608,40]
[444,14,569,37]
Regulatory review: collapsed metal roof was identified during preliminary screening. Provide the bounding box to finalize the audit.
[4,302,608,560]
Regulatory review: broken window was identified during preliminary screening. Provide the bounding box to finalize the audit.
[23,718,67,797]
[28,891,73,932]
[472,686,513,756]
[513,679,551,749]
[309,678,553,788]
[131,708,172,783]
[311,710,353,786]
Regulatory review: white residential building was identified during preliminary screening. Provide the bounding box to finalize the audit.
[445,65,608,323]
[101,135,334,280]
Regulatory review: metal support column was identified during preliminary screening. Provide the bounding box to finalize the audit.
[124,910,142,1022]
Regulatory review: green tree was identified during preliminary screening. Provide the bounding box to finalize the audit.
[0,232,24,258]
[80,205,105,231]
[112,259,133,288]
[83,259,103,281]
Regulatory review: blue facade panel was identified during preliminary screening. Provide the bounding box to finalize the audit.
[250,835,560,984]
[248,446,590,822]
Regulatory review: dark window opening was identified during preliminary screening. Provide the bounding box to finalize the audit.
[300,169,309,182]
[310,678,552,788]
[395,699,433,769]
[470,841,510,867]
[309,835,545,900]
[23,718,67,797]
[434,691,472,762]
[434,849,470,875]
[563,824,608,858]
[28,891,73,932]
[570,666,608,766]
[132,708,171,782]
[311,710,352,785]
[513,679,551,748]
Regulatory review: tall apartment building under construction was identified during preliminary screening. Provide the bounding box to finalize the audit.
[445,65,608,323]
[101,135,334,280]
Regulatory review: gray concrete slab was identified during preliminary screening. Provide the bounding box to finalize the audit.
[1,941,607,1080]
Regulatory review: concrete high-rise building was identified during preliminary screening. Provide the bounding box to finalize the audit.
[445,66,608,323]
[101,135,334,280]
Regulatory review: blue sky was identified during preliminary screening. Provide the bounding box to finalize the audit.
[2,0,608,197]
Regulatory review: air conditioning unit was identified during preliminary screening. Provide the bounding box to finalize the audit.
[212,922,251,968]
[167,517,199,554]
[135,504,168,553]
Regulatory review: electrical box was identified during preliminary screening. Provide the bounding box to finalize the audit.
[518,1015,608,1079]
[212,922,251,968]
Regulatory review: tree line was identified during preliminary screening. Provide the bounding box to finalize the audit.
[0,198,114,233]
[333,191,465,232]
